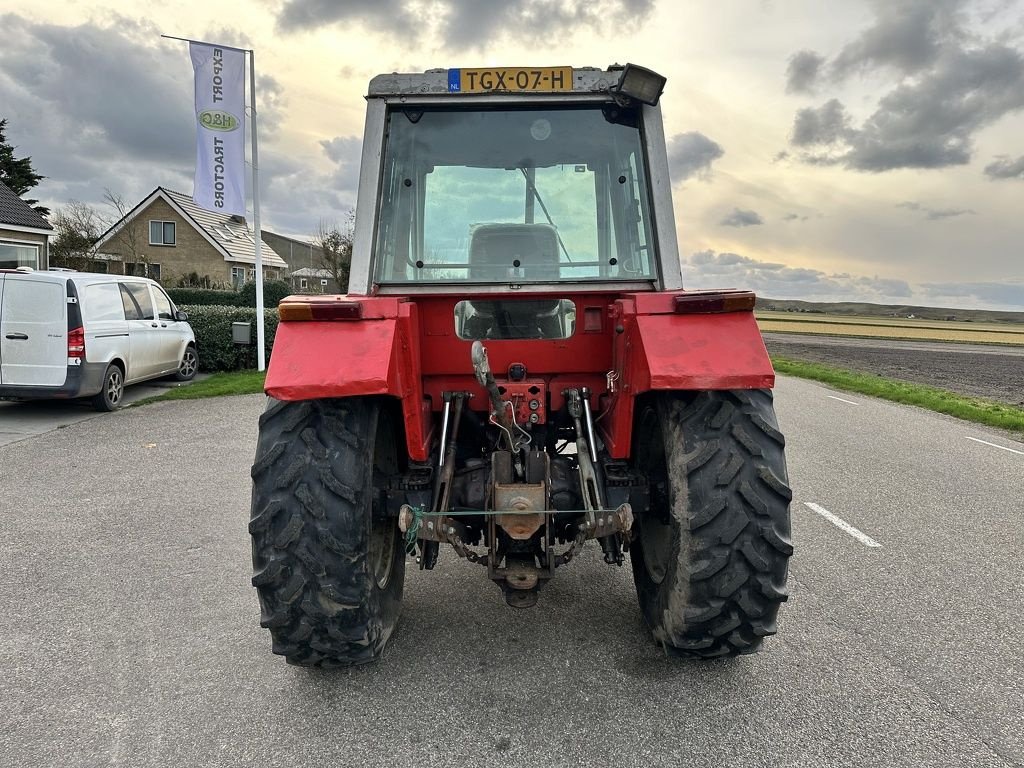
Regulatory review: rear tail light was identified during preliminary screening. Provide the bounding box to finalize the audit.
[68,326,85,359]
[278,299,363,322]
[674,290,756,314]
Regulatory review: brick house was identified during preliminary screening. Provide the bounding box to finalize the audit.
[258,230,346,293]
[261,230,324,273]
[287,266,345,294]
[93,187,287,287]
[0,181,52,270]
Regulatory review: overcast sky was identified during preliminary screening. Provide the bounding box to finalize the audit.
[2,0,1022,309]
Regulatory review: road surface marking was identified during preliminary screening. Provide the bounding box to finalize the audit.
[965,436,1024,456]
[803,502,882,548]
[826,395,859,406]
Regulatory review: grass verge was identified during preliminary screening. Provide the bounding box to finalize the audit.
[772,356,1024,434]
[134,370,266,405]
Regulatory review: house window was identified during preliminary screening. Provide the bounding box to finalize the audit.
[321,279,329,286]
[149,263,161,281]
[248,268,256,280]
[0,241,39,269]
[300,278,308,289]
[149,220,176,246]
[231,266,245,288]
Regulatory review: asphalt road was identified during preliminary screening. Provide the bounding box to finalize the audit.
[1,378,1022,767]
[0,374,208,447]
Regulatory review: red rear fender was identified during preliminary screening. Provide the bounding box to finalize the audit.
[265,302,432,461]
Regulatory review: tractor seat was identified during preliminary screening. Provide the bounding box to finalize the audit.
[468,223,560,282]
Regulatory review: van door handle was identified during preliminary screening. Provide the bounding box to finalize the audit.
[160,323,168,328]
[5,333,28,340]
[150,322,159,328]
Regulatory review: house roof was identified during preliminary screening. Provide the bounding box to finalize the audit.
[289,267,334,278]
[94,186,287,269]
[0,181,53,233]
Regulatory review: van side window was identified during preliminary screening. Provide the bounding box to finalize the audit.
[153,287,174,320]
[119,284,142,320]
[83,283,126,322]
[120,282,155,320]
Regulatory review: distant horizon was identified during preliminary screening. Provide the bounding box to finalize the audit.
[754,296,1024,317]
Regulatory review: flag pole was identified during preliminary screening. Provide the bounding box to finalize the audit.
[248,49,266,372]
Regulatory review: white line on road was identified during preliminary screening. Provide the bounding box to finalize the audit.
[826,395,860,406]
[965,436,1024,456]
[803,502,882,548]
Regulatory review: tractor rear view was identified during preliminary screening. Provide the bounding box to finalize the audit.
[250,64,793,665]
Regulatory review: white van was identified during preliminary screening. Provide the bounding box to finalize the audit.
[0,270,197,410]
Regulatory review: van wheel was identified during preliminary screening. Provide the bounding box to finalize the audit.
[176,345,199,381]
[92,364,124,412]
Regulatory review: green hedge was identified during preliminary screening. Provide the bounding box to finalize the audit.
[168,288,242,306]
[238,280,292,308]
[180,304,279,372]
[169,280,293,308]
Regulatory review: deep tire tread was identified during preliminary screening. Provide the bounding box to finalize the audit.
[631,389,792,658]
[250,398,405,666]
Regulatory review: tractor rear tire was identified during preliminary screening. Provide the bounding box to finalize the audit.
[630,389,792,657]
[249,397,405,666]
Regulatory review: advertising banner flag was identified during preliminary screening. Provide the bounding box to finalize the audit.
[190,42,245,215]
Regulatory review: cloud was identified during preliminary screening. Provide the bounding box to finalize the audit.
[0,14,193,177]
[666,131,724,181]
[897,201,976,220]
[984,154,1024,179]
[0,13,339,242]
[685,251,1024,309]
[785,50,825,94]
[720,208,764,227]
[919,280,1024,307]
[785,1,1024,172]
[276,0,656,49]
[791,98,852,150]
[683,251,918,303]
[255,75,287,134]
[829,0,965,80]
[320,136,361,168]
[262,136,363,236]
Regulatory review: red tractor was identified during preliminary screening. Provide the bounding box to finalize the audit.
[250,64,792,665]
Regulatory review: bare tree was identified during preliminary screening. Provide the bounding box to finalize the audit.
[50,200,106,270]
[102,188,145,268]
[314,210,355,293]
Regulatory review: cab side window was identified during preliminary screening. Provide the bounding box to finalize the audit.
[152,287,174,321]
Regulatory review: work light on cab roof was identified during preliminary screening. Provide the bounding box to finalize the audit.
[249,63,793,668]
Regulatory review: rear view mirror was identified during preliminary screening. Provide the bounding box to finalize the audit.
[175,310,189,322]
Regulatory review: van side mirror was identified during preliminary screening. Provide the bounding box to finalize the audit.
[175,310,189,322]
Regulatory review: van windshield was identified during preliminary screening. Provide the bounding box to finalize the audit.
[372,105,658,285]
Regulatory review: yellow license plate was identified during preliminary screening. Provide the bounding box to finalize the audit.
[448,67,574,94]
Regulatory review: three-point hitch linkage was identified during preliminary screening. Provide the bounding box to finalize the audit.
[399,341,634,608]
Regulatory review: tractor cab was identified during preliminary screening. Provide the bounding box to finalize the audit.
[349,64,681,295]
